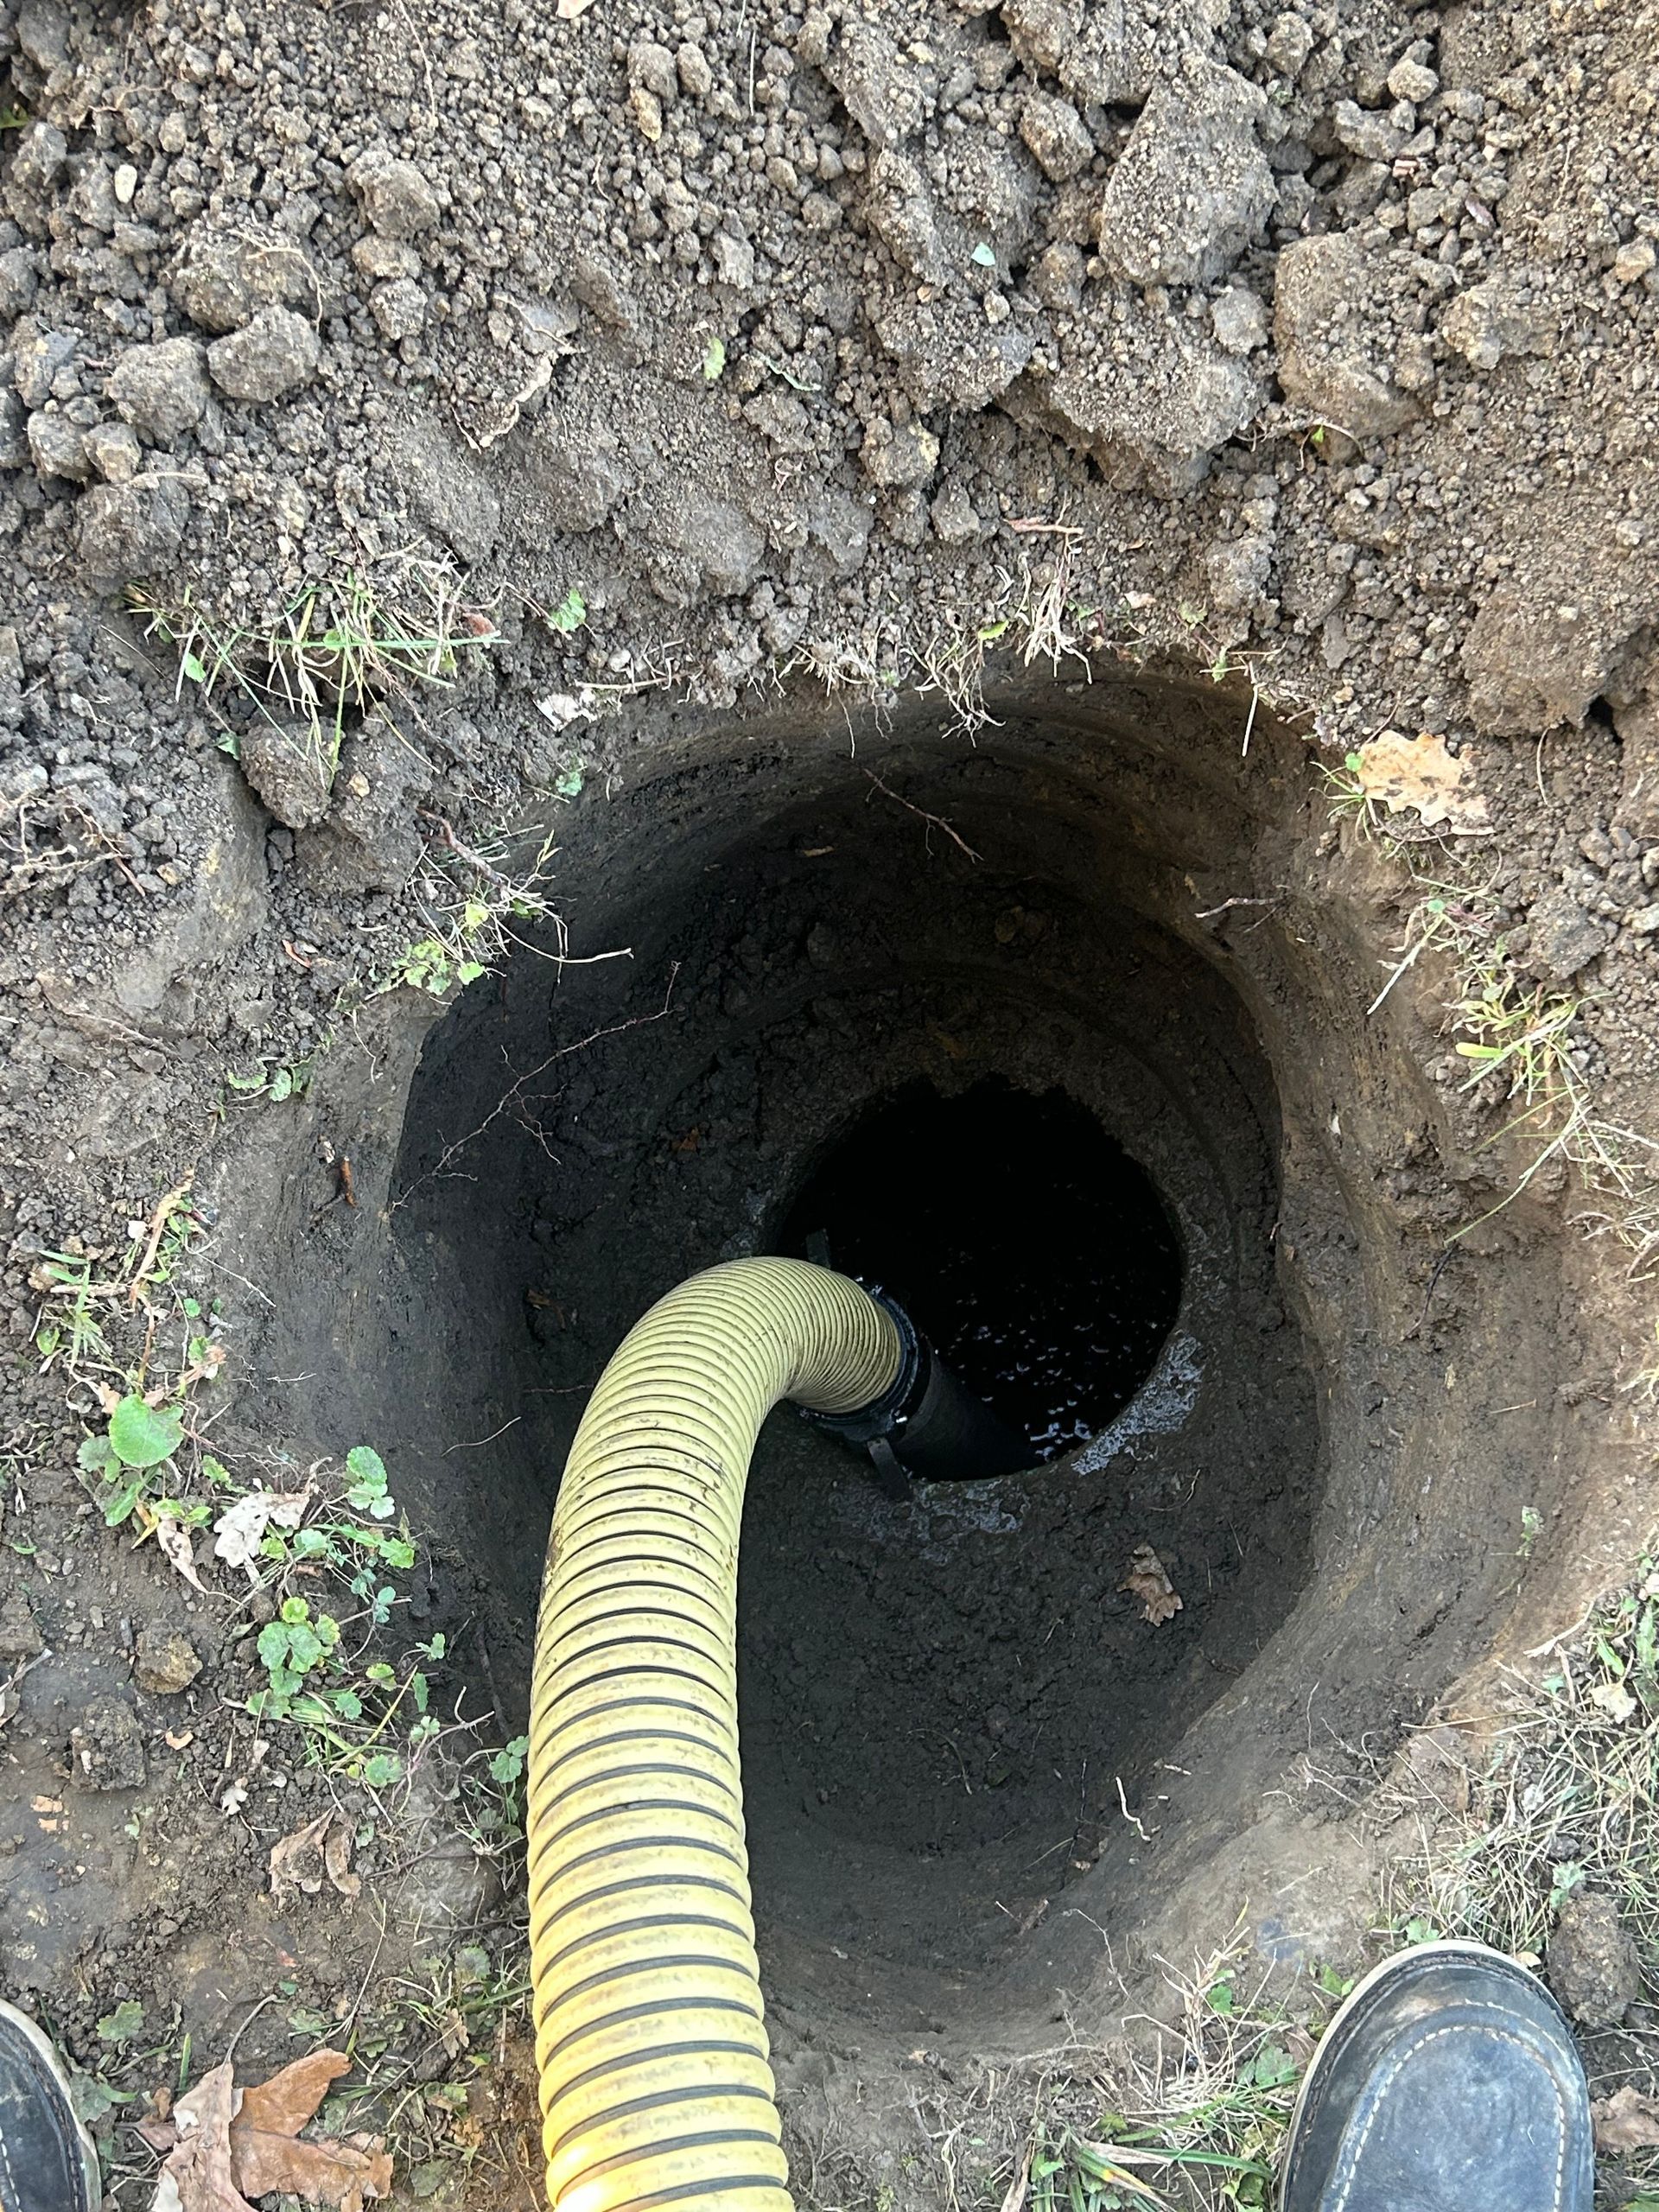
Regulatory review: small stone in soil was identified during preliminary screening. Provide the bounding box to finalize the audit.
[134,1626,202,1696]
[0,1592,44,1662]
[1525,891,1610,983]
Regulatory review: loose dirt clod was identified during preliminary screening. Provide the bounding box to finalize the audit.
[134,1625,200,1694]
[1548,1891,1643,2030]
[1592,2086,1659,2155]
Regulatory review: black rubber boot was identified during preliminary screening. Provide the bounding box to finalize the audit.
[1281,1940,1593,2212]
[0,2001,101,2212]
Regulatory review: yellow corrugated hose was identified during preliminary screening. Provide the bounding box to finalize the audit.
[526,1258,905,2212]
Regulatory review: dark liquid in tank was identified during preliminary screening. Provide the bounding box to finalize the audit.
[778,1077,1183,1459]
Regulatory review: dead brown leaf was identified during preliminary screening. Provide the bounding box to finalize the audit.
[232,2050,390,2211]
[153,2062,256,2212]
[213,1485,313,1574]
[1592,2084,1659,2152]
[270,1810,359,1901]
[236,2050,350,2136]
[1352,729,1491,836]
[270,1810,333,1898]
[1589,1678,1638,1725]
[149,2051,391,2212]
[323,1815,361,1900]
[1121,1543,1182,1626]
[153,1512,207,1592]
[234,2131,392,2212]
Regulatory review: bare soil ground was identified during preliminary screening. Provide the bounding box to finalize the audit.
[1,0,1658,2203]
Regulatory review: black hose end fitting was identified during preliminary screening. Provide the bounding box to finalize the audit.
[803,1284,1033,1494]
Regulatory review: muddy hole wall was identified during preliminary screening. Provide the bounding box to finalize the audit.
[207,668,1637,2064]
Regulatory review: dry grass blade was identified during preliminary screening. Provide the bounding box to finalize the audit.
[1395,1552,1659,1978]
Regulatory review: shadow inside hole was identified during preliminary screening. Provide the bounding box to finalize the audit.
[775,1077,1184,1460]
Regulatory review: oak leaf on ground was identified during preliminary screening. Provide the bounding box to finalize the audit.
[1592,2084,1659,2152]
[1121,1544,1182,1626]
[1351,729,1491,836]
[147,2049,392,2212]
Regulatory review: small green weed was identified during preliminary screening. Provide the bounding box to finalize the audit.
[379,824,567,999]
[32,1248,111,1370]
[33,1184,200,1374]
[1319,752,1378,839]
[386,921,490,998]
[232,1445,460,1791]
[48,1189,232,1545]
[95,1999,145,2049]
[130,557,501,784]
[1351,852,1659,1256]
[319,1940,535,2183]
[257,1595,344,1709]
[223,1053,316,1105]
[1022,1941,1315,2212]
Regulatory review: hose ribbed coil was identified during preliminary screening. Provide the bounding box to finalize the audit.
[527,1259,904,2212]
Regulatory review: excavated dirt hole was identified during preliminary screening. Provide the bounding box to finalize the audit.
[247,672,1589,2068]
[372,682,1325,2019]
[776,1077,1185,1459]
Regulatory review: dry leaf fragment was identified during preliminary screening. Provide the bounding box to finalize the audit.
[270,1811,332,1899]
[151,2061,256,2212]
[1592,2084,1659,2152]
[230,2049,389,2212]
[556,0,594,18]
[270,1810,360,1901]
[234,2130,392,2212]
[153,2051,391,2212]
[1121,1544,1182,1626]
[1352,729,1491,836]
[235,2050,350,2136]
[1588,1678,1637,1725]
[323,1815,361,1901]
[213,1487,313,1575]
[154,1513,207,1592]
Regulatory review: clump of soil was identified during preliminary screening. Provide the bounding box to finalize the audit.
[1,0,1658,2200]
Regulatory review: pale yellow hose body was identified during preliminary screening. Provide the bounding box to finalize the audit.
[527,1259,904,2212]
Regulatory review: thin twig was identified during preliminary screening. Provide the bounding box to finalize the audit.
[862,770,982,862]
